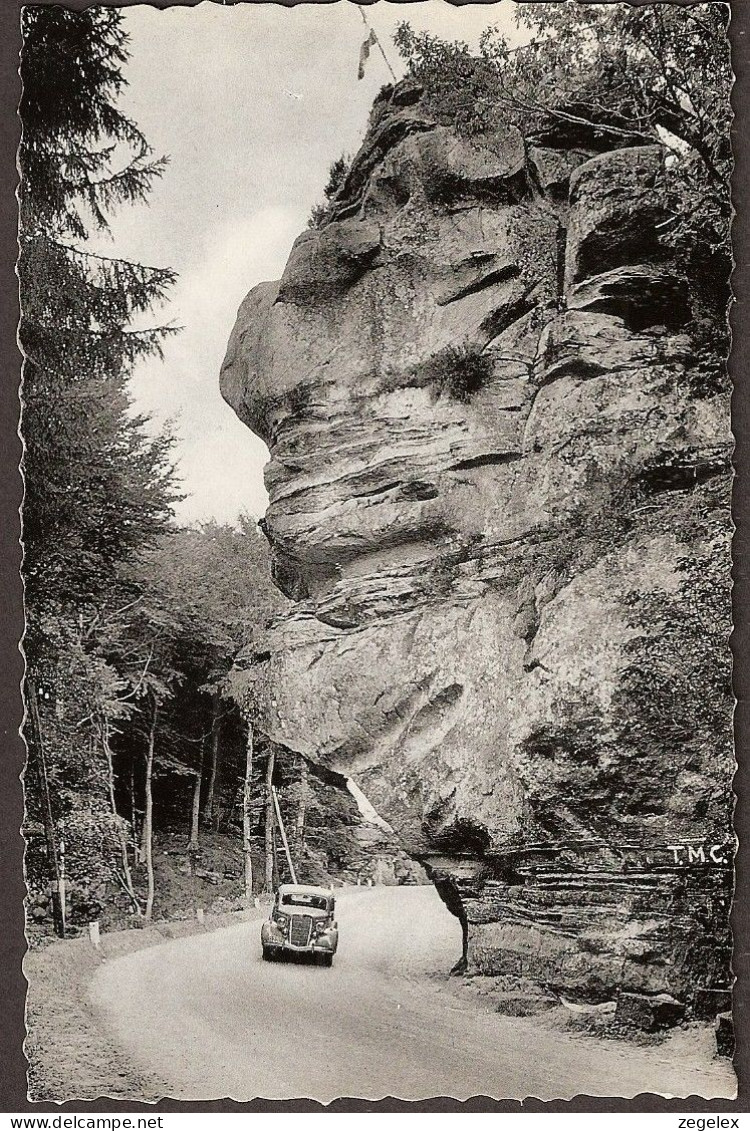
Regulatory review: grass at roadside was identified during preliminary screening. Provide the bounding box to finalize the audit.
[24,904,268,1102]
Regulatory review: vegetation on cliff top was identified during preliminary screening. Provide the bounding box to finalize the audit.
[308,152,353,229]
[396,5,731,292]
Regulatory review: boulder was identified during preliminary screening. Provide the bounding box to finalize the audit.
[277,219,381,305]
[615,992,685,1031]
[568,265,691,331]
[565,146,669,287]
[528,145,593,198]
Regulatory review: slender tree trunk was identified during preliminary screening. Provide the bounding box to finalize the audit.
[272,787,297,884]
[272,828,280,890]
[295,755,308,856]
[139,803,148,862]
[129,756,140,865]
[143,700,157,921]
[100,718,141,915]
[264,747,275,893]
[189,737,204,849]
[187,746,203,918]
[203,693,221,829]
[242,718,254,902]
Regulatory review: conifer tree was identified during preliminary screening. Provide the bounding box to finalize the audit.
[19,7,179,615]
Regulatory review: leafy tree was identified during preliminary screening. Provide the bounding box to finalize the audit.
[19,7,179,615]
[126,517,281,677]
[19,7,167,238]
[112,520,285,909]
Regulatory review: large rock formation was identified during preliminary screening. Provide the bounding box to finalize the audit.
[221,81,733,1015]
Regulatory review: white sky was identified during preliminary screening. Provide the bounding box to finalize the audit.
[105,1,522,525]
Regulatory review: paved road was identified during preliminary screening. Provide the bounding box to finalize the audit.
[90,886,735,1101]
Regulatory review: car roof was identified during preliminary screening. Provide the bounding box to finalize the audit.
[278,883,334,899]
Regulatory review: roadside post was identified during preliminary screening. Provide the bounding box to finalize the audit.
[58,837,67,936]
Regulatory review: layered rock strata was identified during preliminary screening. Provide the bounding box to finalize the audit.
[221,81,733,1014]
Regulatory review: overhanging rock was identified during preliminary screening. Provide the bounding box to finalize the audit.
[220,80,733,1020]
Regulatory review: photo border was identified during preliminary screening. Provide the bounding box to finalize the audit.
[1,0,747,1112]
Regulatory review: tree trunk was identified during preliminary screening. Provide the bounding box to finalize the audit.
[129,755,140,865]
[242,718,254,902]
[203,693,221,829]
[100,718,141,916]
[143,699,157,921]
[272,787,298,884]
[295,755,308,856]
[264,747,275,893]
[139,802,148,862]
[272,831,280,890]
[189,737,204,849]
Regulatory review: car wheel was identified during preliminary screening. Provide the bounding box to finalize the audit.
[262,946,274,961]
[323,953,333,968]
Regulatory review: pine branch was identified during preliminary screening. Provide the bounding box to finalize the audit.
[43,236,177,284]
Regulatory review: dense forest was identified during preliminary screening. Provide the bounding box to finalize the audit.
[19,8,417,939]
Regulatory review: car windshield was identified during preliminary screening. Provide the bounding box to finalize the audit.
[280,893,330,911]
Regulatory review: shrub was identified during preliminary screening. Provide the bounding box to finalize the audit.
[417,343,494,403]
[307,152,353,229]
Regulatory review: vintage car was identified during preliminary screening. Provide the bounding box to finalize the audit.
[261,883,339,965]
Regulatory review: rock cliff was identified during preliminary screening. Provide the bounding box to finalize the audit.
[221,81,733,1018]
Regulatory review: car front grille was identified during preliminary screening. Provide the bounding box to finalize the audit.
[290,914,312,947]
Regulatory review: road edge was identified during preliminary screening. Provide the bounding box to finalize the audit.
[24,905,269,1103]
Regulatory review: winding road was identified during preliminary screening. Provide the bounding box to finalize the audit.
[90,886,735,1102]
